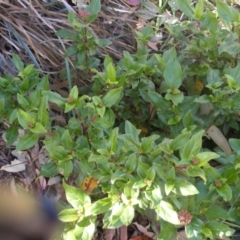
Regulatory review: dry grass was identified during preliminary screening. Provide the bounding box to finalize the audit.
[0,0,140,84]
[0,0,75,79]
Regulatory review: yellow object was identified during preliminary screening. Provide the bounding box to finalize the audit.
[187,79,204,96]
[81,177,98,194]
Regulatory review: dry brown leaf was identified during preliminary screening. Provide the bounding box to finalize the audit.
[104,229,116,240]
[119,225,128,240]
[207,125,232,155]
[0,159,26,173]
[147,41,159,51]
[48,176,62,186]
[125,0,141,7]
[133,222,156,239]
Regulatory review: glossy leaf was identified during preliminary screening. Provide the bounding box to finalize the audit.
[174,178,199,196]
[163,58,183,89]
[156,201,180,225]
[157,221,177,240]
[12,53,24,71]
[40,161,59,177]
[88,198,112,215]
[186,217,204,239]
[181,131,204,159]
[58,160,73,179]
[204,221,234,238]
[177,0,194,18]
[216,0,239,22]
[140,135,159,153]
[194,0,203,20]
[5,126,18,147]
[59,208,79,222]
[16,131,39,151]
[102,87,123,107]
[215,183,232,201]
[106,62,116,83]
[195,152,220,167]
[63,181,91,209]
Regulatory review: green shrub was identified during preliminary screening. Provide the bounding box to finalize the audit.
[1,0,240,239]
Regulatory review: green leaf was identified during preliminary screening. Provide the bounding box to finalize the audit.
[163,58,183,89]
[174,178,199,196]
[63,181,91,209]
[107,202,125,228]
[96,106,105,118]
[229,138,240,152]
[30,122,47,134]
[205,205,230,221]
[110,203,134,227]
[218,34,240,56]
[170,132,191,151]
[86,0,101,15]
[16,131,39,151]
[201,12,219,33]
[181,130,204,159]
[152,142,172,155]
[125,120,141,143]
[65,45,78,57]
[18,109,35,128]
[156,200,180,225]
[74,221,95,240]
[17,93,29,108]
[140,135,159,153]
[157,221,177,240]
[59,161,73,179]
[204,221,234,238]
[177,0,194,18]
[12,53,24,71]
[88,198,112,215]
[37,96,49,126]
[167,115,181,125]
[106,62,116,83]
[201,226,213,239]
[45,145,68,161]
[5,126,18,147]
[69,86,78,101]
[59,208,79,222]
[61,130,74,150]
[42,91,66,108]
[20,64,34,77]
[88,154,110,163]
[64,102,76,113]
[108,127,119,153]
[185,217,204,239]
[111,170,128,184]
[102,87,123,107]
[56,29,76,39]
[216,0,239,22]
[125,153,137,172]
[216,183,232,201]
[143,184,162,208]
[40,161,58,177]
[120,205,135,226]
[195,152,220,167]
[194,0,203,20]
[165,181,175,195]
[187,165,206,183]
[165,92,184,106]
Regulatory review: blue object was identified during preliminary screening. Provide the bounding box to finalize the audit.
[41,193,59,222]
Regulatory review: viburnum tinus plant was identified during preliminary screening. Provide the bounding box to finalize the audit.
[1,0,240,239]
